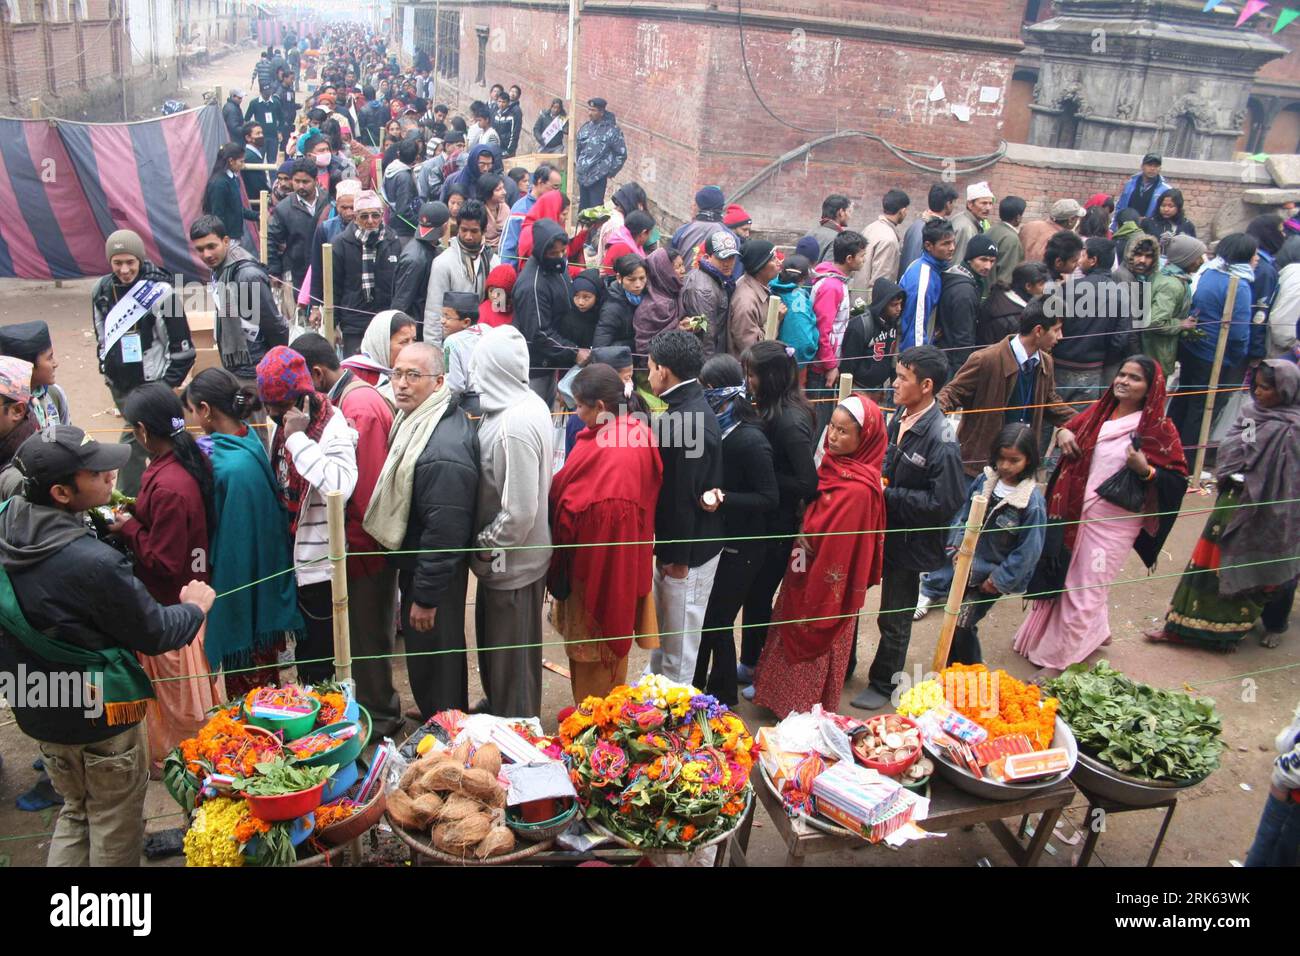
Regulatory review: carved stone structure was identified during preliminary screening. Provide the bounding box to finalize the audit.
[1026,0,1287,160]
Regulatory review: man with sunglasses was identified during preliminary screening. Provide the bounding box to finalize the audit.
[331,191,403,356]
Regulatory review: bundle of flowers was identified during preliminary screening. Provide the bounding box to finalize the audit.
[938,663,1058,750]
[177,707,282,778]
[182,797,271,867]
[558,675,755,849]
[307,682,348,726]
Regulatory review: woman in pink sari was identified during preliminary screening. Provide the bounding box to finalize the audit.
[1014,356,1188,680]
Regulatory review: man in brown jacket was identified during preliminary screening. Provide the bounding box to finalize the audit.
[728,240,780,357]
[938,298,1072,477]
[861,188,909,287]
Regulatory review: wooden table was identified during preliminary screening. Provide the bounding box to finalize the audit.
[737,769,1077,866]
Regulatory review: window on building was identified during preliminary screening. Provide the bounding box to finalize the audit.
[436,11,459,79]
[475,26,489,86]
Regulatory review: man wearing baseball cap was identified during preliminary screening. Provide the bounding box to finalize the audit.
[0,425,214,866]
[936,234,999,374]
[575,96,627,211]
[1114,152,1170,230]
[681,231,741,357]
[951,181,995,263]
[1020,197,1083,266]
[393,201,451,326]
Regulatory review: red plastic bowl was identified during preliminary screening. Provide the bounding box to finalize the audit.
[851,714,921,777]
[244,781,326,822]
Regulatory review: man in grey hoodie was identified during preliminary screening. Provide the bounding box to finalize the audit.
[468,325,554,717]
[0,427,214,865]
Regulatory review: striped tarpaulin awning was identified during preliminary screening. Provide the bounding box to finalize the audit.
[0,104,226,280]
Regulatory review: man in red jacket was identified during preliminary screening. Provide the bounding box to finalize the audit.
[292,333,400,735]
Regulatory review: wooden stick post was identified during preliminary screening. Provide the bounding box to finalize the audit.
[1191,275,1240,491]
[564,0,581,230]
[258,190,270,265]
[326,490,352,684]
[838,372,853,402]
[932,494,990,671]
[321,242,336,344]
[764,294,783,343]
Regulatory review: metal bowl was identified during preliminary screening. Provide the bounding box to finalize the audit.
[923,716,1078,802]
[1070,752,1210,807]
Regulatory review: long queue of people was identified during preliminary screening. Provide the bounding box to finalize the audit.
[0,23,1297,867]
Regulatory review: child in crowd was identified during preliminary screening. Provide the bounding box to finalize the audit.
[0,321,70,427]
[917,423,1047,665]
[771,255,818,388]
[442,290,484,400]
[841,276,905,406]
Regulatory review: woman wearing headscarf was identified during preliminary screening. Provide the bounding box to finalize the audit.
[1015,356,1189,679]
[549,363,663,703]
[749,394,887,717]
[359,309,417,378]
[597,182,648,263]
[635,247,686,355]
[1146,360,1300,651]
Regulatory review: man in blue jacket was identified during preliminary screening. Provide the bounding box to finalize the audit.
[898,220,956,352]
[1113,153,1171,230]
[1167,232,1257,451]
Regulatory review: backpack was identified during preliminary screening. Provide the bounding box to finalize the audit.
[776,285,819,363]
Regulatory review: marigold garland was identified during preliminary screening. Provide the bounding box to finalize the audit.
[938,663,1059,750]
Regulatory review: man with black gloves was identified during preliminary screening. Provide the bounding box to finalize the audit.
[935,234,998,375]
[91,229,195,496]
[0,426,215,865]
[512,219,589,404]
[392,201,450,333]
[854,345,965,710]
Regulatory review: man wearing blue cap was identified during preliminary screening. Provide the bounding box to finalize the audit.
[575,97,627,211]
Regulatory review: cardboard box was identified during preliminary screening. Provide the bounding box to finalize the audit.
[189,310,216,351]
[190,347,223,376]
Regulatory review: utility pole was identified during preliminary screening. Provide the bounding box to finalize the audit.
[565,0,580,231]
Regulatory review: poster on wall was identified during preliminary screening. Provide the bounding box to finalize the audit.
[402,6,415,58]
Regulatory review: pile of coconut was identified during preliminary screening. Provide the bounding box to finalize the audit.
[387,741,516,860]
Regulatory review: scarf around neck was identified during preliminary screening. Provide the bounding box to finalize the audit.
[363,384,452,549]
[357,223,386,302]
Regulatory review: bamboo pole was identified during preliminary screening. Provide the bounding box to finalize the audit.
[1191,275,1239,491]
[322,242,336,344]
[932,494,990,671]
[244,162,280,171]
[764,294,783,343]
[326,489,352,684]
[838,372,853,402]
[258,190,270,265]
[564,0,581,230]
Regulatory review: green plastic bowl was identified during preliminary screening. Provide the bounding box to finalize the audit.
[242,696,321,743]
[292,712,370,769]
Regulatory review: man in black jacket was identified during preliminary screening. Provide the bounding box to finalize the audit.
[267,159,331,319]
[492,89,523,158]
[855,344,965,710]
[244,85,282,163]
[332,191,404,354]
[91,229,195,496]
[241,120,271,202]
[223,88,246,140]
[191,214,289,383]
[377,343,479,718]
[935,234,998,375]
[392,201,450,333]
[646,331,725,685]
[513,218,588,404]
[1051,236,1134,410]
[0,427,215,865]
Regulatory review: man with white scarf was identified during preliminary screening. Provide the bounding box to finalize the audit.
[363,342,479,719]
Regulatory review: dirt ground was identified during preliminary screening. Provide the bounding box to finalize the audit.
[0,47,1297,868]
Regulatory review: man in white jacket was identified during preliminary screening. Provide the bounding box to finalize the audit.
[422,201,494,347]
[468,326,554,717]
[256,345,358,683]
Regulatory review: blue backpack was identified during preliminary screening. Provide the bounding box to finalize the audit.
[771,280,819,363]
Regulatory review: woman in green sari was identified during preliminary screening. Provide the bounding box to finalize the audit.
[182,369,304,693]
[1147,360,1300,650]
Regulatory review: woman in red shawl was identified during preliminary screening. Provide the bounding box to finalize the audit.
[751,395,887,718]
[1015,355,1188,679]
[517,190,590,265]
[548,364,663,703]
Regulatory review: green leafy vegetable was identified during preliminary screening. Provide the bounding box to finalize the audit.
[1045,661,1224,782]
[231,757,335,796]
[244,821,297,867]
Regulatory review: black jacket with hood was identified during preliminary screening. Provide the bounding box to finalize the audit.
[213,242,290,380]
[0,497,204,744]
[1052,262,1136,369]
[267,191,331,279]
[841,276,904,392]
[593,275,638,353]
[882,401,966,573]
[977,286,1030,346]
[935,263,983,374]
[492,99,524,157]
[654,380,725,568]
[331,224,405,335]
[512,220,582,374]
[391,231,442,326]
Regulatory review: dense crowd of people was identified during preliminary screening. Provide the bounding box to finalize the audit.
[0,22,1297,868]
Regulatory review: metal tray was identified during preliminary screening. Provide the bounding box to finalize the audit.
[1070,752,1209,807]
[923,716,1078,802]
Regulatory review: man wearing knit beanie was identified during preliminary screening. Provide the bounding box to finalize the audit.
[91,228,195,494]
[1144,233,1206,376]
[256,344,359,684]
[935,233,998,374]
[671,186,741,275]
[723,203,753,240]
[728,240,779,357]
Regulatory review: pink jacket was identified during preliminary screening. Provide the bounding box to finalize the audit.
[810,261,849,375]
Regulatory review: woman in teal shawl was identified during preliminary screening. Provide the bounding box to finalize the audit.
[183,369,303,694]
